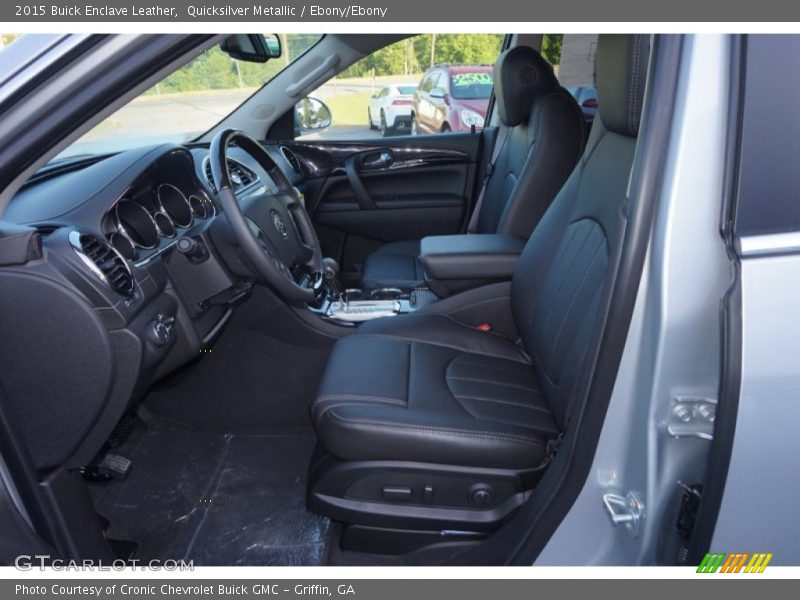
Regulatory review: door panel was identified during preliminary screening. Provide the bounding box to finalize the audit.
[284,133,480,282]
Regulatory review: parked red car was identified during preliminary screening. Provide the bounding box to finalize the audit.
[411,64,493,134]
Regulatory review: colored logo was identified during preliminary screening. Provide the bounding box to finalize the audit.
[697,552,773,573]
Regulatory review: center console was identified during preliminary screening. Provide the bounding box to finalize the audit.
[309,233,526,326]
[419,234,526,298]
[310,286,438,325]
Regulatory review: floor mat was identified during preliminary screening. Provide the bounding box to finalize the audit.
[144,328,330,433]
[90,416,330,565]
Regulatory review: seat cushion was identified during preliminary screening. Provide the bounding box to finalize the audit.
[311,314,558,470]
[360,240,424,290]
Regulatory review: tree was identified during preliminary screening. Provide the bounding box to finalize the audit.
[337,35,503,80]
[541,34,563,66]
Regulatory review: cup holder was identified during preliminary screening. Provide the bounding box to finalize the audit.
[369,287,404,300]
[343,288,366,302]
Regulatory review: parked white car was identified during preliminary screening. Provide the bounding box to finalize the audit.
[368,83,418,136]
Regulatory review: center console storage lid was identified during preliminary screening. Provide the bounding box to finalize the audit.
[420,234,526,280]
[419,234,526,297]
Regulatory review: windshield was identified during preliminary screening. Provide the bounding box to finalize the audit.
[397,86,417,95]
[449,71,493,99]
[56,34,322,160]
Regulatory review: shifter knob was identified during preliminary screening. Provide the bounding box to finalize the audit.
[322,258,342,296]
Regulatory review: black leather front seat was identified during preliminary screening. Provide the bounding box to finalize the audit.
[309,35,650,531]
[359,45,585,290]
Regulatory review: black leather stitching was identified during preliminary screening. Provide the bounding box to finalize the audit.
[313,394,408,418]
[355,332,527,363]
[547,236,607,375]
[451,394,552,413]
[538,221,596,334]
[326,409,547,447]
[446,375,543,394]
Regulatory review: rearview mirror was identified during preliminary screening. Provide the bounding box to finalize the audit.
[295,97,333,132]
[430,89,446,99]
[220,34,281,63]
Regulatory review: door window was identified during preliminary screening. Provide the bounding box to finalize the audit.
[296,34,505,140]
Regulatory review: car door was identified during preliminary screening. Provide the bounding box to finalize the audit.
[282,132,480,285]
[415,73,434,132]
[278,35,506,284]
[369,87,385,126]
[424,72,445,131]
[429,72,449,131]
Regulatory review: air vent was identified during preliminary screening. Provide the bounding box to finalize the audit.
[204,158,256,192]
[280,146,302,175]
[69,231,135,297]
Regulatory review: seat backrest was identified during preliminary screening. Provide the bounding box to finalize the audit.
[474,46,585,238]
[510,35,651,428]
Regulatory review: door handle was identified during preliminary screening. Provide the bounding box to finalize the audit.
[362,150,393,169]
[344,155,377,210]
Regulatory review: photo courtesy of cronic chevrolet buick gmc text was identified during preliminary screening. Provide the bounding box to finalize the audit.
[0,33,797,567]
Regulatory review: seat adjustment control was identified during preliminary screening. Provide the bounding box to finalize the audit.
[382,486,412,501]
[469,484,494,506]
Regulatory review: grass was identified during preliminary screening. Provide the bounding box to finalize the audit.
[324,92,373,127]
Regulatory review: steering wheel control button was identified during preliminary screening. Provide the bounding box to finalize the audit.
[176,236,208,262]
[469,484,494,506]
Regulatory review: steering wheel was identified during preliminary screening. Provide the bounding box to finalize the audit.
[209,129,323,303]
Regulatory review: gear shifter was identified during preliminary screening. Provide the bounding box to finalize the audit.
[322,257,342,298]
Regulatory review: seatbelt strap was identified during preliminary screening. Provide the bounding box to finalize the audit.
[467,123,511,233]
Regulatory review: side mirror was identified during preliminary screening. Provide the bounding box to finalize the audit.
[430,89,446,99]
[220,34,281,63]
[295,97,333,132]
[582,97,598,109]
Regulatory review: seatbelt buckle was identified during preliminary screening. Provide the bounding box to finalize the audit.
[476,323,492,332]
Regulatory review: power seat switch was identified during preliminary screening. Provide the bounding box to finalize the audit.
[382,486,412,501]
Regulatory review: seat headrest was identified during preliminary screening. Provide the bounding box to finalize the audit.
[494,46,560,127]
[596,34,651,137]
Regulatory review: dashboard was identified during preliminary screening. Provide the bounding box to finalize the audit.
[0,142,298,472]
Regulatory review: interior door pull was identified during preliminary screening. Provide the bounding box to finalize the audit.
[364,150,393,168]
[344,155,377,210]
